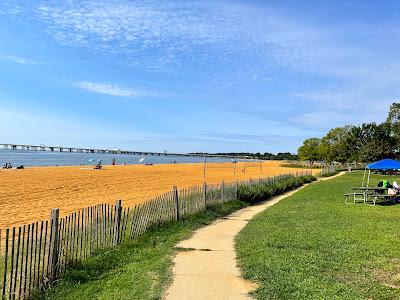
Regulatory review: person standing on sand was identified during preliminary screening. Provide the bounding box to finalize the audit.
[112,158,116,166]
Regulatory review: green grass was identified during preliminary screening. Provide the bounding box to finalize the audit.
[40,200,248,300]
[236,171,400,299]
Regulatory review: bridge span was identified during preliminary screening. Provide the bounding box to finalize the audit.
[0,143,251,160]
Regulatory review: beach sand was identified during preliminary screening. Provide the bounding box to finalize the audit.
[0,161,316,229]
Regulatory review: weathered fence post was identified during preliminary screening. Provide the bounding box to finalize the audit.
[113,200,122,245]
[173,186,179,220]
[48,208,60,283]
[221,181,225,202]
[236,180,239,200]
[203,182,207,208]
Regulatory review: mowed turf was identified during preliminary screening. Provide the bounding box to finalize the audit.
[236,171,400,299]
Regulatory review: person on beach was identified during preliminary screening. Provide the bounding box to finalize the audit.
[2,162,12,169]
[94,160,102,170]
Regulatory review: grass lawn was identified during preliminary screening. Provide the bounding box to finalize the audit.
[236,171,400,299]
[40,200,248,300]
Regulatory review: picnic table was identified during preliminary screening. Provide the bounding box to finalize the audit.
[345,187,396,205]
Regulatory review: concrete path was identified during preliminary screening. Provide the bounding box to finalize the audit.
[164,172,345,300]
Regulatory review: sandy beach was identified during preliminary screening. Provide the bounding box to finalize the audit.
[0,161,316,229]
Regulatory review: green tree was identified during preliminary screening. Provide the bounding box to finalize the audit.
[319,126,355,164]
[357,122,395,162]
[386,102,400,154]
[298,138,321,165]
[344,126,363,162]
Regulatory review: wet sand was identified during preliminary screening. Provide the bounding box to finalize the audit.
[0,161,316,229]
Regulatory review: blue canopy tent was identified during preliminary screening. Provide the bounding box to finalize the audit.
[362,158,400,187]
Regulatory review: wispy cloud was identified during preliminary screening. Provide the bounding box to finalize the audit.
[3,1,397,82]
[75,81,154,97]
[0,54,39,65]
[1,1,319,83]
[291,88,396,129]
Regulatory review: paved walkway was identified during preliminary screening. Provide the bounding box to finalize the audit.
[165,173,345,300]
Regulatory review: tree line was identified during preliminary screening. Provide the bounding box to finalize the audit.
[298,103,400,164]
[190,152,299,160]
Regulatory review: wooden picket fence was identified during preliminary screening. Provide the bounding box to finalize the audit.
[0,171,311,299]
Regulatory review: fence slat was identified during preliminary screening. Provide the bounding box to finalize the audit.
[32,222,39,291]
[13,226,21,299]
[37,221,44,289]
[27,222,34,298]
[8,227,15,299]
[2,229,9,299]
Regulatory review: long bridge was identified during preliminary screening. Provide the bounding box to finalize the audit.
[0,143,253,159]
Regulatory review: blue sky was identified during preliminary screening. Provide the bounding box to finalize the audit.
[0,0,399,153]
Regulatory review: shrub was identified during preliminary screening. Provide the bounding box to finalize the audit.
[238,175,316,204]
[320,171,339,177]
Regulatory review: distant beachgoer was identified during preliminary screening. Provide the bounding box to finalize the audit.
[94,160,102,170]
[112,158,116,166]
[3,162,12,169]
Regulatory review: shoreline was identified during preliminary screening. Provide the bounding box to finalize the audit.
[0,160,255,169]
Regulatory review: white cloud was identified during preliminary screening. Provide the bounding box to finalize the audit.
[0,54,39,65]
[291,88,396,129]
[74,81,153,97]
[6,1,317,82]
[4,1,399,83]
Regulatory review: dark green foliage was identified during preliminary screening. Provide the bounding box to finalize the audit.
[298,138,321,164]
[190,152,299,160]
[280,163,322,169]
[298,103,400,164]
[238,175,316,204]
[386,102,400,153]
[320,170,339,177]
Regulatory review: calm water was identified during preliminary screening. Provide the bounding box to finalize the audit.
[0,150,240,167]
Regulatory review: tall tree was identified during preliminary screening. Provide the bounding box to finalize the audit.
[319,126,355,164]
[357,122,396,162]
[386,102,400,154]
[298,138,321,164]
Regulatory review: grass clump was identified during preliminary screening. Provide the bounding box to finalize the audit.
[320,170,340,177]
[236,171,400,299]
[280,163,322,169]
[238,175,316,204]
